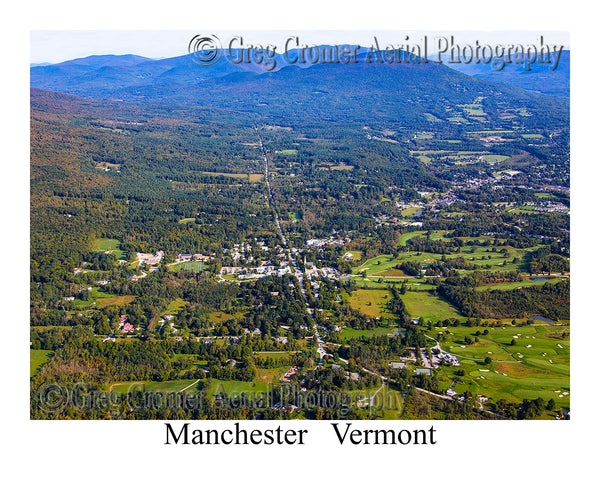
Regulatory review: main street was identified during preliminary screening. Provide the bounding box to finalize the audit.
[255,126,325,366]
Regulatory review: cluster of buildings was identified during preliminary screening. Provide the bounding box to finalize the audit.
[221,262,293,279]
[524,201,570,214]
[432,349,460,367]
[224,242,254,262]
[175,253,212,263]
[137,251,164,266]
[306,236,348,248]
[303,264,341,281]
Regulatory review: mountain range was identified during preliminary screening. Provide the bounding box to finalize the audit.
[445,51,569,98]
[30,48,569,130]
[31,47,570,99]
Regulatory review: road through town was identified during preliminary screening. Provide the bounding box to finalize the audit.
[255,126,325,367]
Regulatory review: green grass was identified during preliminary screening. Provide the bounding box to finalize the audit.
[205,379,273,397]
[343,250,363,261]
[414,132,434,140]
[396,230,450,246]
[464,107,486,116]
[30,349,53,377]
[340,326,403,340]
[475,277,564,291]
[254,351,294,360]
[434,324,569,408]
[93,238,126,260]
[96,295,136,308]
[172,354,208,371]
[109,379,202,394]
[352,276,436,290]
[355,243,531,278]
[347,289,394,318]
[401,291,466,323]
[170,261,206,273]
[354,254,400,276]
[401,206,422,217]
[31,325,71,331]
[522,134,545,139]
[162,298,188,316]
[197,171,264,183]
[397,231,425,246]
[208,311,245,323]
[94,238,120,251]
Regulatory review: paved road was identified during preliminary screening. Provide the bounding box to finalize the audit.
[255,125,324,367]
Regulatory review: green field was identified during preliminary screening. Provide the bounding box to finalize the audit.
[347,289,394,318]
[354,254,400,276]
[473,130,514,135]
[170,261,206,273]
[414,132,434,140]
[208,311,245,323]
[109,379,203,394]
[401,291,466,323]
[435,324,570,409]
[340,326,403,341]
[522,134,545,139]
[162,298,188,316]
[69,287,135,309]
[350,276,436,290]
[396,230,450,247]
[397,231,425,246]
[96,295,136,308]
[343,250,363,261]
[401,206,422,217]
[198,171,264,183]
[475,277,564,291]
[356,239,534,278]
[204,369,287,397]
[30,349,53,377]
[93,238,126,260]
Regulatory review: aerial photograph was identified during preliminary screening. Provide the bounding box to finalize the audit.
[29,31,570,421]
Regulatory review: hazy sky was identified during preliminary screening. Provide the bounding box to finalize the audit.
[30,30,570,64]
